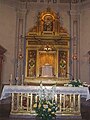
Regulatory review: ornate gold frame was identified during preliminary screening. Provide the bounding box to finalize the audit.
[25,8,70,85]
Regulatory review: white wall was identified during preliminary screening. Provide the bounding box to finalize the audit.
[80,7,90,84]
[26,3,70,34]
[0,1,90,85]
[0,3,16,84]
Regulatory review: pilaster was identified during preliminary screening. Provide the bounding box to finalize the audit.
[69,3,81,80]
[14,8,27,85]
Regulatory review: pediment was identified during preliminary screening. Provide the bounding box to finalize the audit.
[27,8,69,37]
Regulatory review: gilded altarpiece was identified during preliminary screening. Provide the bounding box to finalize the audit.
[27,50,37,77]
[25,8,70,85]
[39,52,56,77]
[10,8,81,117]
[58,51,68,77]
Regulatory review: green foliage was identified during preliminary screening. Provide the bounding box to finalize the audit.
[33,99,57,120]
[65,79,83,87]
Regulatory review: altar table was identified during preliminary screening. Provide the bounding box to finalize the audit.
[0,85,90,100]
[0,85,90,115]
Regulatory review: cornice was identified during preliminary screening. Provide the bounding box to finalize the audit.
[1,0,88,8]
[81,0,90,11]
[0,0,89,12]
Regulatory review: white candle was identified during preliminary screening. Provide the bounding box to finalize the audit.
[22,75,24,85]
[10,74,12,85]
[16,76,19,85]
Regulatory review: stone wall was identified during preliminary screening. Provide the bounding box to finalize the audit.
[0,3,16,84]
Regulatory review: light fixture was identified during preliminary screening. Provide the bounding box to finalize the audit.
[72,53,77,60]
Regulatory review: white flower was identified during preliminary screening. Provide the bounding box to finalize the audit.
[51,112,55,114]
[48,108,51,112]
[74,79,77,82]
[68,84,73,87]
[79,85,83,87]
[43,104,48,108]
[64,84,68,86]
[78,79,81,82]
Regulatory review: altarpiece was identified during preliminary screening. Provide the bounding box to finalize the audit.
[25,8,70,85]
[1,8,90,117]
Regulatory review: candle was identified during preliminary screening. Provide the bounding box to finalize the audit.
[22,75,24,85]
[10,74,12,85]
[16,76,19,85]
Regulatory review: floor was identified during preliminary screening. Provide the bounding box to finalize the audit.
[0,108,83,120]
[0,116,86,120]
[0,98,90,120]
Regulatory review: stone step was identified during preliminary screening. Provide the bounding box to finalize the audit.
[8,115,83,120]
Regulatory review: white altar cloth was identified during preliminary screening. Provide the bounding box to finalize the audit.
[0,85,90,100]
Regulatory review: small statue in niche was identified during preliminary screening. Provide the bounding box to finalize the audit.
[43,15,53,31]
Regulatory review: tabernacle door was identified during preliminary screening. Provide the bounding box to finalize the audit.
[39,51,56,77]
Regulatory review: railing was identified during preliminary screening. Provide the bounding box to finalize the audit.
[11,93,80,115]
[1,85,88,115]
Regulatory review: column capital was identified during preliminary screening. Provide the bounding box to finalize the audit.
[16,8,28,19]
[69,10,80,16]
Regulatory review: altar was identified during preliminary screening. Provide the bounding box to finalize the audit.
[0,85,90,116]
[24,8,70,85]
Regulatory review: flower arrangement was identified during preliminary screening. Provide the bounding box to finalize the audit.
[34,99,57,120]
[64,79,83,87]
[33,82,58,120]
